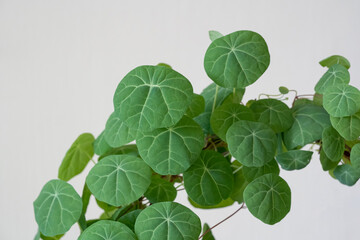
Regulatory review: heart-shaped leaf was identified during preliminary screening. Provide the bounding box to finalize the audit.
[322,127,345,162]
[86,155,151,206]
[204,31,270,89]
[275,150,313,170]
[330,111,360,141]
[319,55,351,69]
[242,159,280,182]
[33,180,82,237]
[78,220,136,240]
[315,64,350,94]
[144,175,177,203]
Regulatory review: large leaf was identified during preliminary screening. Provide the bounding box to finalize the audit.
[136,116,204,175]
[134,202,201,240]
[322,126,345,162]
[333,164,360,186]
[314,64,350,94]
[78,220,136,240]
[86,155,151,206]
[227,120,277,167]
[144,175,177,203]
[58,133,95,181]
[204,31,270,89]
[186,93,205,118]
[183,150,234,206]
[323,84,360,117]
[242,159,280,182]
[202,223,216,240]
[319,55,351,69]
[93,131,112,156]
[243,174,291,225]
[249,99,294,133]
[104,111,137,148]
[330,111,360,141]
[284,104,331,149]
[210,103,254,140]
[275,150,313,170]
[113,65,193,131]
[33,179,82,236]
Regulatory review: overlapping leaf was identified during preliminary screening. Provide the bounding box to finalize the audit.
[320,148,340,171]
[204,31,270,88]
[144,175,177,203]
[188,197,234,209]
[86,155,151,206]
[230,161,248,203]
[209,30,223,42]
[202,223,215,240]
[350,143,360,168]
[242,159,280,182]
[315,64,350,94]
[99,144,138,160]
[319,55,351,69]
[113,65,193,131]
[276,150,313,170]
[136,116,204,175]
[333,164,360,186]
[33,180,82,237]
[93,131,112,156]
[330,111,360,141]
[78,220,136,240]
[186,93,205,118]
[322,127,345,162]
[118,209,142,231]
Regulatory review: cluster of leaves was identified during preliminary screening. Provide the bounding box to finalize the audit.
[33,30,360,240]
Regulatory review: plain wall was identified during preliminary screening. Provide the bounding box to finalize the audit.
[1,0,359,239]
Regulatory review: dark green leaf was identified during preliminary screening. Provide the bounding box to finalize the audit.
[276,150,313,170]
[350,143,360,168]
[202,223,216,240]
[320,148,340,171]
[242,159,280,182]
[322,126,345,162]
[315,64,350,94]
[118,209,142,231]
[144,175,177,203]
[186,93,205,118]
[78,220,136,240]
[333,164,360,186]
[230,161,248,203]
[99,144,138,160]
[319,55,351,69]
[188,197,234,209]
[330,111,360,141]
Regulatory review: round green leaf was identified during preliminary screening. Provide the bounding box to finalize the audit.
[320,148,340,171]
[330,111,360,141]
[136,116,204,175]
[322,126,345,162]
[134,202,201,240]
[323,84,360,117]
[204,30,270,89]
[186,93,205,118]
[113,65,193,131]
[144,175,177,203]
[183,150,234,206]
[333,164,360,186]
[279,86,289,94]
[242,159,280,182]
[58,133,95,181]
[227,120,277,167]
[315,64,350,94]
[93,131,112,156]
[244,174,291,225]
[33,179,82,236]
[86,155,152,206]
[78,220,136,240]
[249,99,294,133]
[350,143,360,168]
[210,103,255,140]
[275,150,313,170]
[319,55,351,69]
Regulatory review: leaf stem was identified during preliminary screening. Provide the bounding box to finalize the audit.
[90,159,96,165]
[198,202,245,239]
[212,85,219,113]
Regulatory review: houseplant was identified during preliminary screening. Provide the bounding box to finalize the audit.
[33,30,360,240]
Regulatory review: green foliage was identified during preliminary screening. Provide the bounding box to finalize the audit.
[33,30,360,239]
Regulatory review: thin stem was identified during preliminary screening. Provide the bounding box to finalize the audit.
[90,159,96,165]
[175,183,184,189]
[212,85,219,113]
[177,188,185,191]
[198,202,245,239]
[232,165,243,174]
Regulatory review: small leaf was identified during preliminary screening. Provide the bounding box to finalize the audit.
[204,31,270,89]
[86,155,152,206]
[230,161,248,203]
[202,223,216,240]
[319,55,351,69]
[315,64,350,94]
[93,131,112,156]
[333,164,360,186]
[322,127,345,162]
[320,148,340,171]
[33,179,82,237]
[186,93,205,118]
[78,220,136,240]
[157,62,172,68]
[227,120,277,167]
[323,84,360,117]
[244,174,291,225]
[276,150,313,170]
[144,175,177,203]
[136,116,204,175]
[118,209,142,231]
[40,233,64,240]
[330,111,360,141]
[113,65,193,131]
[134,202,201,240]
[242,159,280,182]
[58,133,95,181]
[279,86,289,94]
[188,197,234,209]
[209,30,223,42]
[184,150,234,206]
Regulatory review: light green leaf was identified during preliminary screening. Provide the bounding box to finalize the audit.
[79,184,92,230]
[40,233,64,240]
[279,86,289,94]
[323,84,360,117]
[58,133,95,181]
[186,93,205,118]
[184,150,234,206]
[244,174,291,225]
[134,202,201,240]
[315,64,350,94]
[242,159,280,182]
[209,30,223,42]
[202,223,216,240]
[350,143,360,168]
[144,175,177,203]
[33,179,82,237]
[34,230,40,240]
[320,148,340,171]
[113,65,193,131]
[284,104,331,149]
[250,99,294,133]
[230,161,248,203]
[204,31,270,89]
[227,120,277,167]
[276,150,313,170]
[210,103,255,140]
[157,62,172,68]
[86,155,151,206]
[78,220,136,240]
[93,131,112,156]
[333,164,360,186]
[330,111,360,141]
[188,197,234,209]
[99,144,139,160]
[118,209,142,231]
[319,55,351,69]
[136,116,204,175]
[322,126,345,162]
[104,111,137,148]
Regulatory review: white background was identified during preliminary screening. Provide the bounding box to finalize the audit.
[1,0,360,239]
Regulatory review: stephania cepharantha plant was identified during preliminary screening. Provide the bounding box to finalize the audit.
[33,30,360,240]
